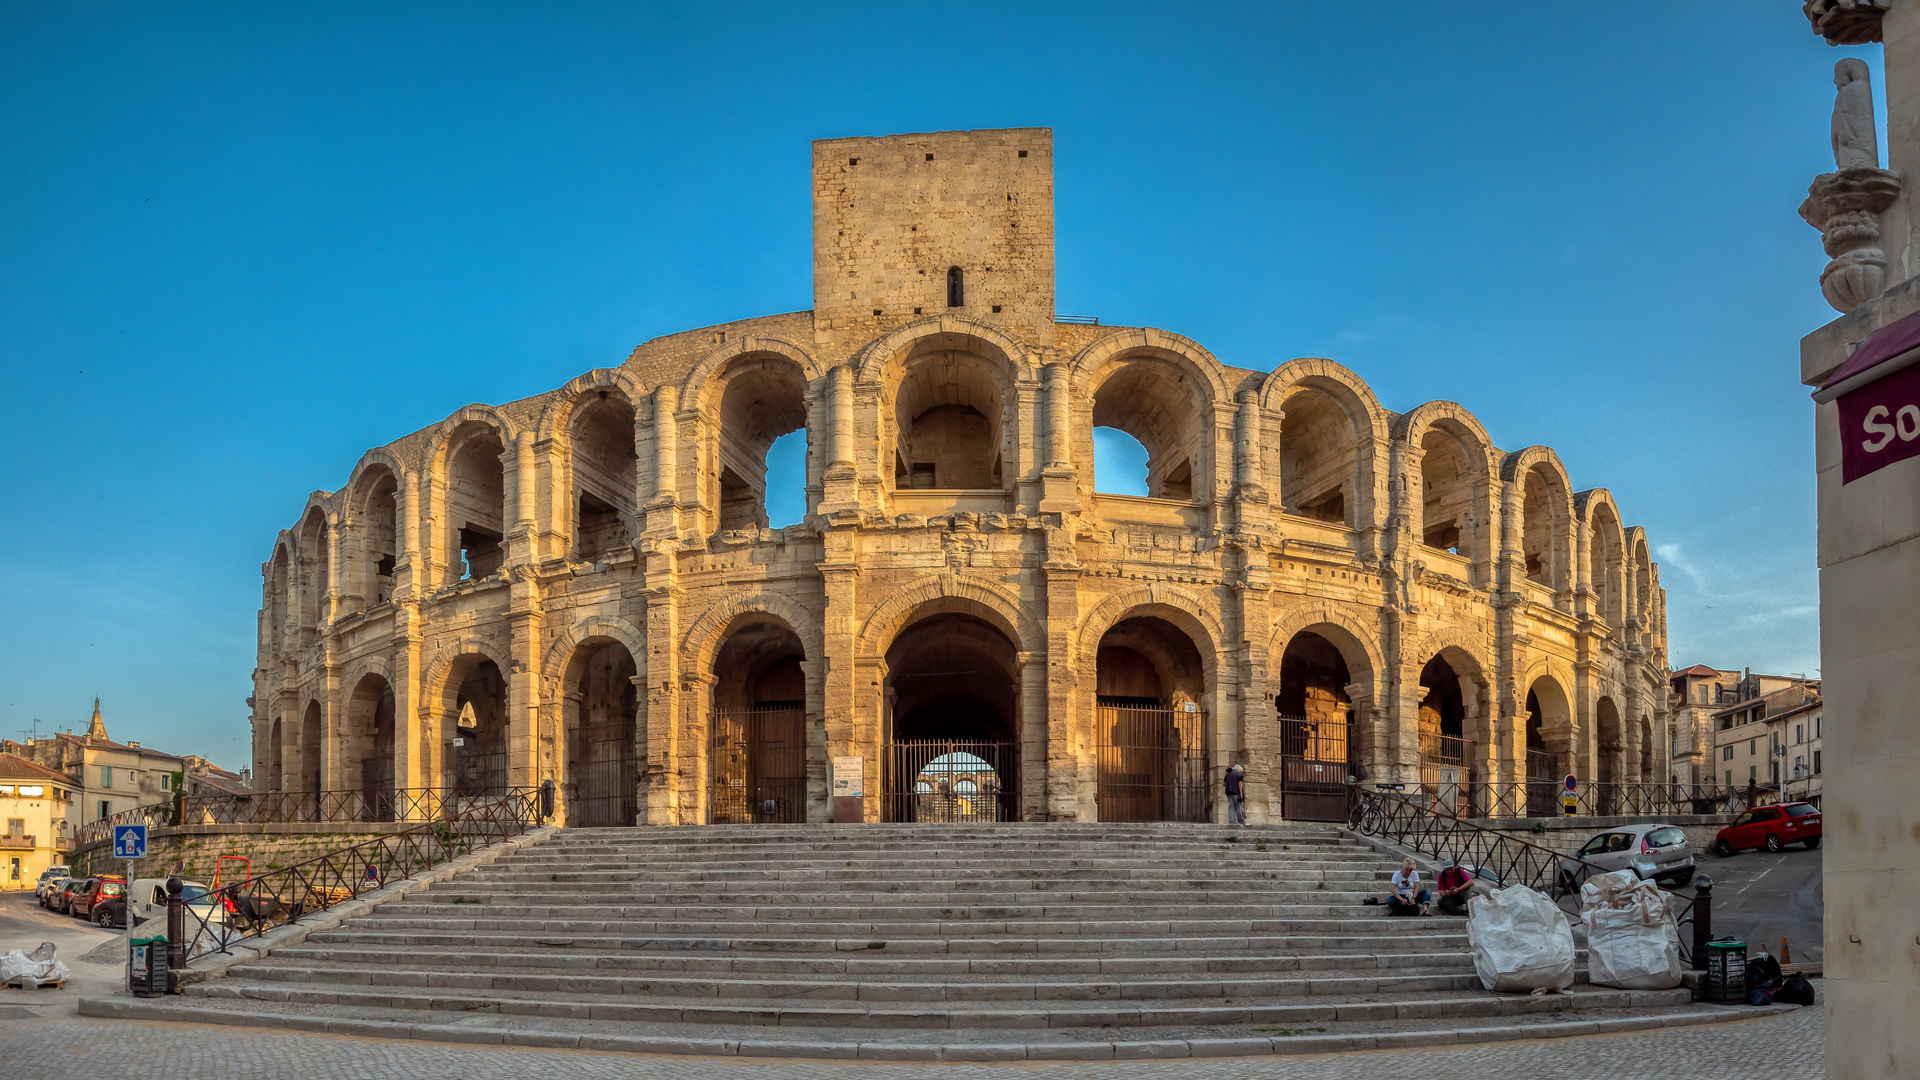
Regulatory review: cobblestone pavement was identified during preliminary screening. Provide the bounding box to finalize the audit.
[0,1000,1823,1079]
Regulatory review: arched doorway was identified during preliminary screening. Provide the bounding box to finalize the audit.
[1417,653,1469,815]
[298,701,323,818]
[1093,616,1208,822]
[1595,696,1623,813]
[1275,630,1357,821]
[564,640,639,827]
[450,657,509,798]
[267,719,283,792]
[708,619,807,824]
[882,612,1019,822]
[344,674,396,821]
[1523,677,1570,817]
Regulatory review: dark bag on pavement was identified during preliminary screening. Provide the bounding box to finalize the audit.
[1775,972,1816,1006]
[1746,954,1783,987]
[1747,984,1777,1007]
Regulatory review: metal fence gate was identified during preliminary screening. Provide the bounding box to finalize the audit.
[1525,749,1559,817]
[1278,714,1353,822]
[1095,705,1209,823]
[360,756,397,823]
[709,706,806,824]
[452,744,509,799]
[882,739,1019,823]
[569,735,637,828]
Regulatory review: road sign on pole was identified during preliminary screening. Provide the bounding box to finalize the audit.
[113,824,147,859]
[1564,774,1578,792]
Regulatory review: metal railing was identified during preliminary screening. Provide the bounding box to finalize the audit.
[1418,781,1757,820]
[1349,785,1707,967]
[176,787,482,827]
[71,799,178,851]
[167,787,545,964]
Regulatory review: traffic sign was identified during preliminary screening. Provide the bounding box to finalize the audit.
[113,823,147,859]
[1564,774,1578,791]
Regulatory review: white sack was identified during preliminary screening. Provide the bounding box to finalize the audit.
[1579,869,1682,990]
[0,942,69,985]
[1466,884,1576,992]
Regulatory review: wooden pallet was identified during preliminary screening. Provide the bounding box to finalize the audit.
[3,976,65,990]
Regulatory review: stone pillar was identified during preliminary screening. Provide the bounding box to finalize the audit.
[1044,362,1072,468]
[1233,392,1261,495]
[392,470,426,799]
[830,364,854,470]
[640,578,681,824]
[1017,652,1049,822]
[652,386,679,507]
[1043,560,1083,821]
[507,433,544,789]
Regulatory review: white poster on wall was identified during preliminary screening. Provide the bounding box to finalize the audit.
[832,756,864,798]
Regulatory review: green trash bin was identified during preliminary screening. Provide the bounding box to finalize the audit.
[1704,939,1746,1004]
[128,936,169,998]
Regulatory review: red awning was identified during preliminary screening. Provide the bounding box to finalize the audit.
[1815,308,1920,402]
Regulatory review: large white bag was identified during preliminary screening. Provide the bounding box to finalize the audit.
[1466,884,1576,992]
[1579,869,1682,990]
[0,942,69,986]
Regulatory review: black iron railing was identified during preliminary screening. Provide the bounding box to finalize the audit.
[167,787,544,964]
[1348,785,1707,966]
[176,787,488,827]
[71,799,178,850]
[1414,781,1756,820]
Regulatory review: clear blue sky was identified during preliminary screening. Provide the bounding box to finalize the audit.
[0,4,1867,768]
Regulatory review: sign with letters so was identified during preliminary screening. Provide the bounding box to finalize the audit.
[1838,359,1920,483]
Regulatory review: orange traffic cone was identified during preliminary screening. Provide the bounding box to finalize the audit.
[1781,936,1792,965]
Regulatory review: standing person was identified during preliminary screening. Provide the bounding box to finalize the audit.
[1388,858,1430,916]
[1224,764,1246,825]
[1434,860,1474,915]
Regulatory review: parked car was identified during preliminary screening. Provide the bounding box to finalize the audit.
[1715,802,1823,855]
[52,878,93,915]
[35,867,70,907]
[1559,823,1696,889]
[68,877,126,927]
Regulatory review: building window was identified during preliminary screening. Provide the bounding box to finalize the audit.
[1814,750,1822,774]
[97,800,110,821]
[1726,770,1733,788]
[101,766,112,788]
[1795,723,1803,744]
[1748,765,1757,783]
[1748,738,1756,755]
[1723,745,1734,761]
[160,773,170,792]
[946,266,964,307]
[18,786,41,798]
[5,818,22,838]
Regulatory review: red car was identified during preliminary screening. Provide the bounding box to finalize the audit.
[68,877,127,926]
[1714,802,1822,856]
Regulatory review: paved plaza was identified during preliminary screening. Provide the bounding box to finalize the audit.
[0,1001,1822,1079]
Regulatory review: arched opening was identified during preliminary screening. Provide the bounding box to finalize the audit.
[713,357,809,532]
[344,673,396,821]
[1633,540,1653,631]
[570,392,637,561]
[1094,616,1209,822]
[563,640,639,827]
[882,611,1019,822]
[266,545,290,654]
[1091,427,1151,496]
[297,508,328,630]
[443,423,507,584]
[1278,389,1358,526]
[889,341,1005,492]
[1639,715,1656,784]
[1523,677,1570,817]
[1275,630,1358,820]
[1089,359,1205,502]
[448,656,508,797]
[1520,465,1568,592]
[1419,427,1476,559]
[298,701,323,802]
[1588,506,1624,629]
[267,719,283,792]
[708,619,807,824]
[1595,696,1623,811]
[1417,653,1469,814]
[351,467,399,610]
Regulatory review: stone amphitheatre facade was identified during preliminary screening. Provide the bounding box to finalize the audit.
[251,128,1670,827]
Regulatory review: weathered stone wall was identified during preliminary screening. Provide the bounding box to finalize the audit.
[248,127,1673,831]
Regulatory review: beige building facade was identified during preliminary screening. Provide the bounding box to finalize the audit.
[250,127,1672,829]
[17,701,186,824]
[0,753,78,890]
[1798,2,1920,1073]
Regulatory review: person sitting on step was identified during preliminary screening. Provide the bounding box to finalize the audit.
[1433,861,1474,916]
[1388,858,1431,916]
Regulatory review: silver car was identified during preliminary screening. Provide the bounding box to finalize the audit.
[1559,823,1695,889]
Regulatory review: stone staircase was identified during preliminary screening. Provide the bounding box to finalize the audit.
[89,823,1773,1059]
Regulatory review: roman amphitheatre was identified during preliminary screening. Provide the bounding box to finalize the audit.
[251,127,1669,827]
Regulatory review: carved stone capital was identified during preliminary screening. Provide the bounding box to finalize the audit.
[1805,0,1889,45]
[1800,167,1902,312]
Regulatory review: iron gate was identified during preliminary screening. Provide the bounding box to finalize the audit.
[883,739,1018,823]
[1278,714,1353,822]
[569,735,637,827]
[1525,749,1559,817]
[1095,705,1209,822]
[710,706,806,824]
[452,744,509,799]
[360,755,397,823]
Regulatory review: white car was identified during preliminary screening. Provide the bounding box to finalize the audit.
[1559,823,1696,889]
[35,867,70,908]
[126,878,229,932]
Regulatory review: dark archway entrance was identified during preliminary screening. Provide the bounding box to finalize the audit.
[1093,616,1208,822]
[709,620,807,824]
[1276,630,1356,821]
[1418,654,1467,816]
[346,674,396,821]
[882,612,1019,822]
[452,658,509,798]
[565,640,638,827]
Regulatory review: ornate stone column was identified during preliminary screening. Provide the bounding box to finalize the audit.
[1802,168,1902,312]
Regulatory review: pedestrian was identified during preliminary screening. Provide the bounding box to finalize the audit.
[1224,764,1246,825]
[1434,860,1474,916]
[1388,858,1431,916]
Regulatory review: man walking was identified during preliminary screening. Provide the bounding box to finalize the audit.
[1224,764,1246,825]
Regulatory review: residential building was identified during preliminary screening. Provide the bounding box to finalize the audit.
[1710,680,1824,806]
[0,753,79,890]
[1667,664,1740,785]
[16,699,186,823]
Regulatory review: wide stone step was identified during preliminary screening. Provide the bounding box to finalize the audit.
[472,863,1395,879]
[411,888,1385,907]
[452,874,1390,891]
[373,903,1420,924]
[268,943,1472,976]
[310,928,1470,954]
[336,919,1458,945]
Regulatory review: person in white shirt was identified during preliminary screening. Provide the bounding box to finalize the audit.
[1388,858,1431,916]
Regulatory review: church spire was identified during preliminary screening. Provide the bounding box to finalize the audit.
[85,697,107,741]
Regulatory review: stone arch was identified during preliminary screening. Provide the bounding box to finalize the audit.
[1069,327,1230,405]
[1266,601,1382,689]
[427,404,519,471]
[1258,358,1389,443]
[1626,527,1654,627]
[1072,330,1228,503]
[294,504,331,630]
[339,653,395,703]
[1260,359,1388,530]
[856,574,1043,658]
[535,367,647,444]
[428,407,515,585]
[420,630,513,714]
[1503,446,1577,597]
[1397,401,1497,570]
[688,343,817,532]
[1577,490,1628,630]
[851,314,1032,386]
[543,614,650,689]
[682,591,824,674]
[681,336,826,407]
[343,454,404,612]
[1076,584,1225,667]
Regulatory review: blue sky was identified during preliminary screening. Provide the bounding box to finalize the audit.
[0,4,1868,768]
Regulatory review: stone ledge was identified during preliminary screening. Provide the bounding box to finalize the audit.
[74,996,1804,1060]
